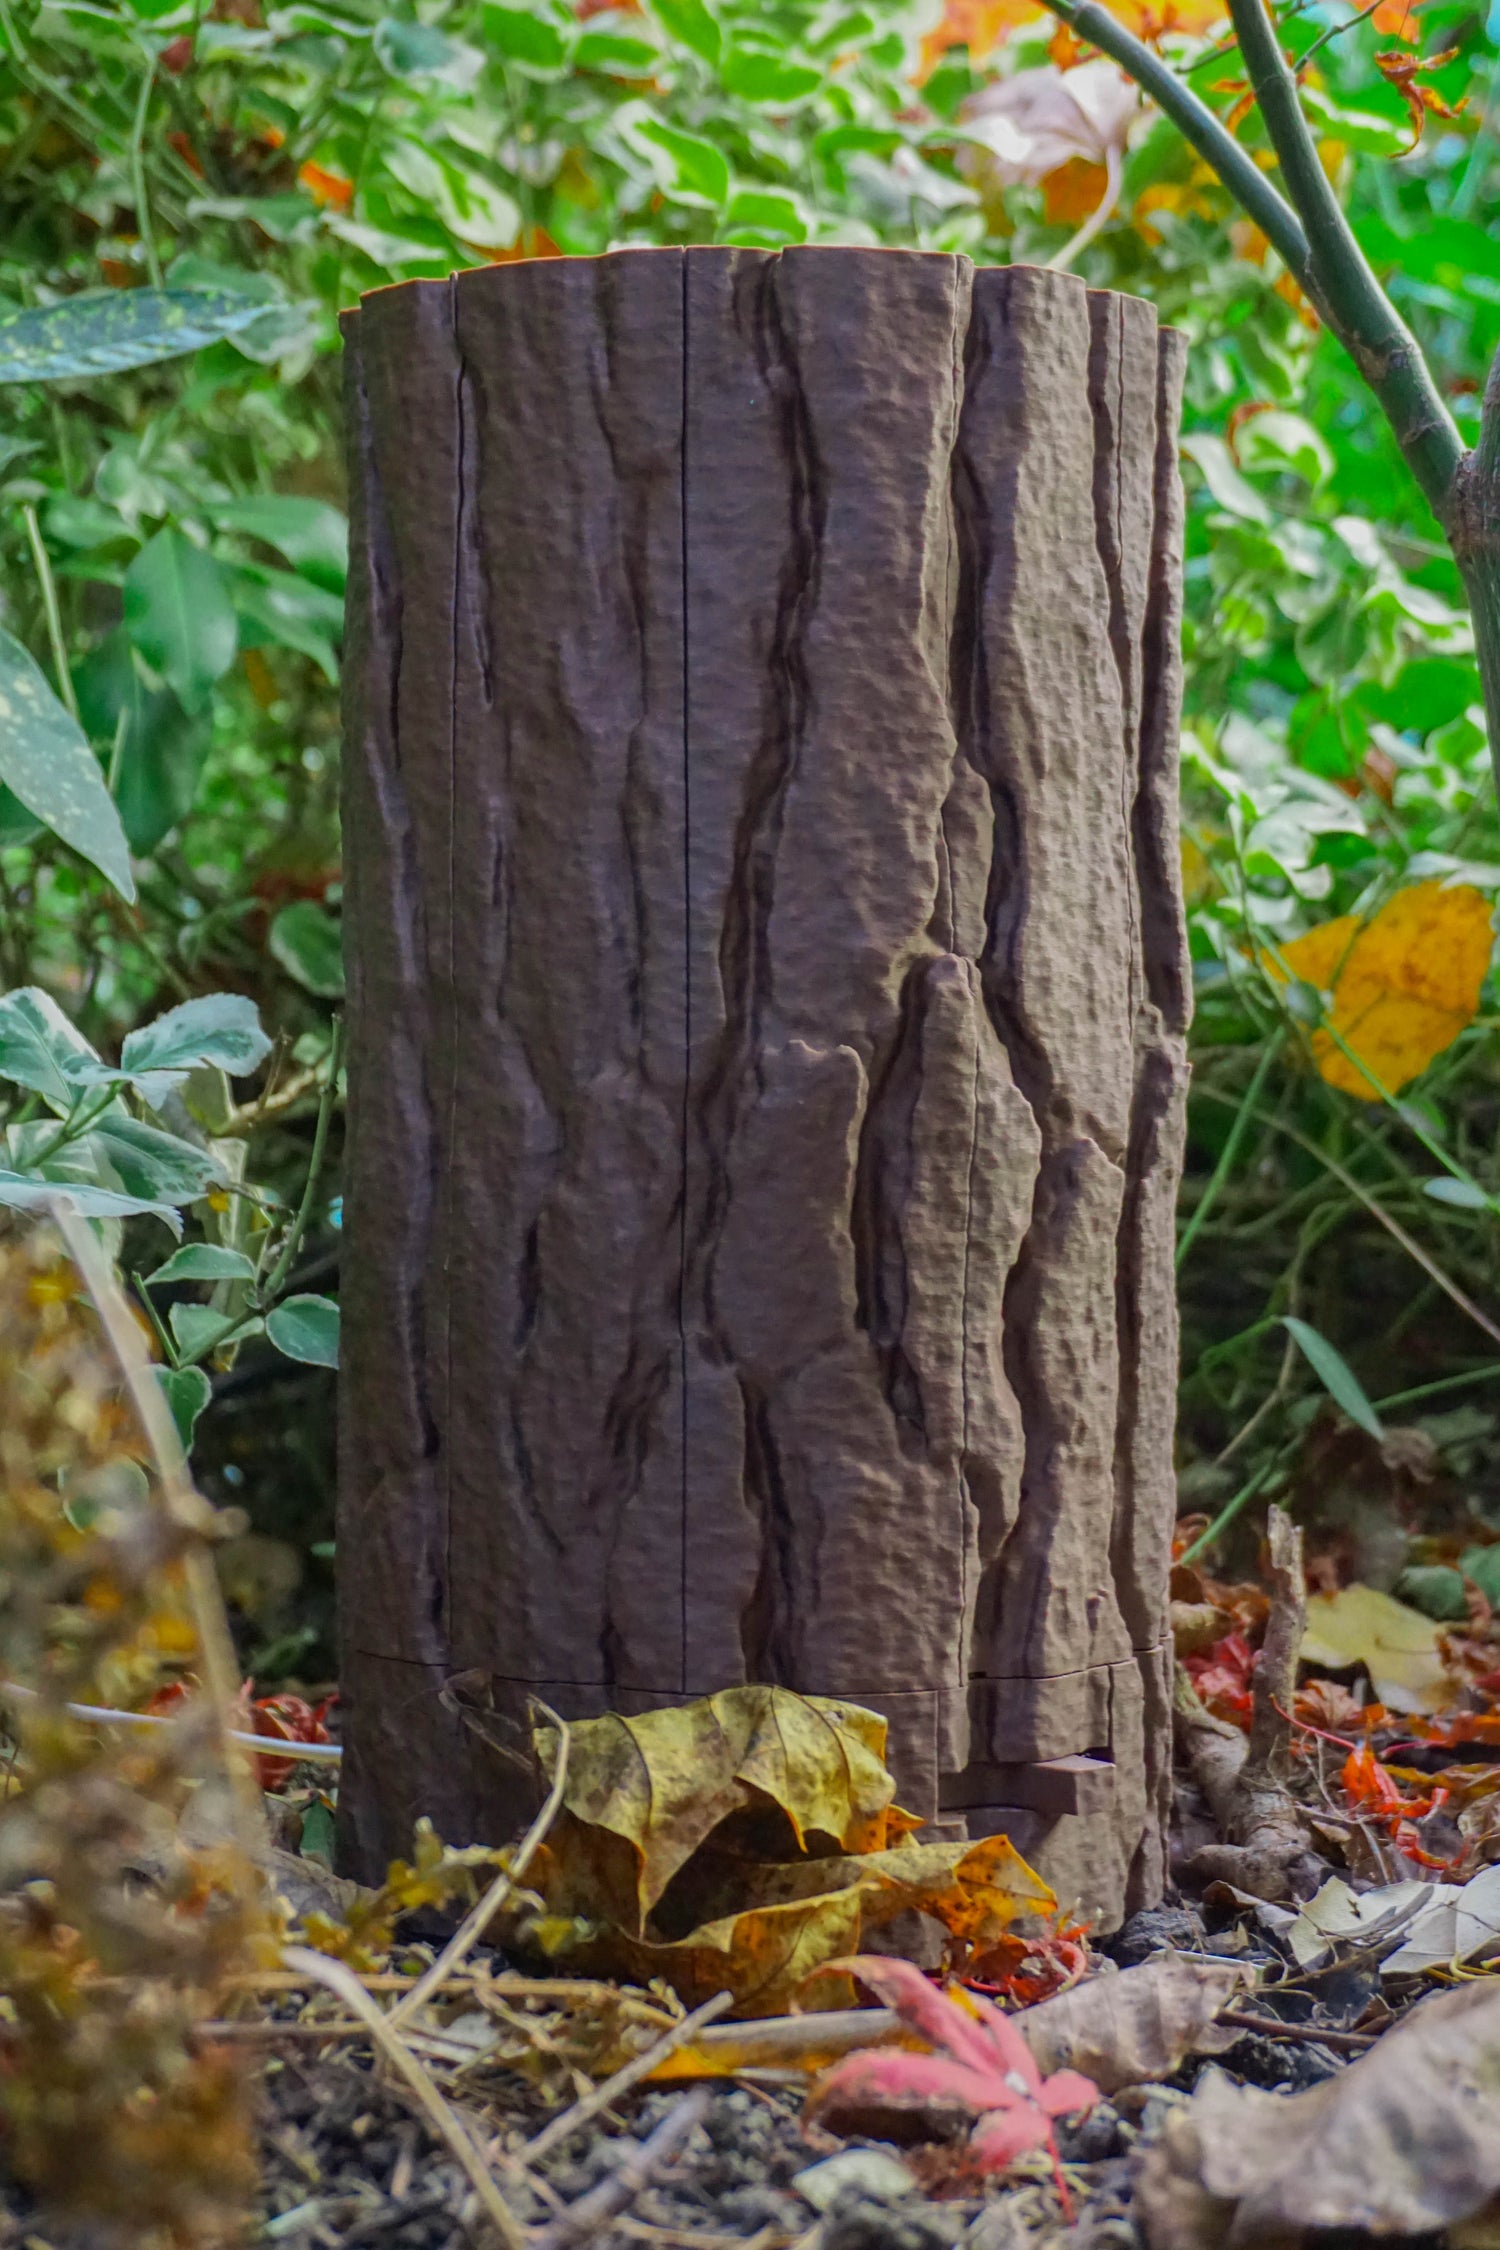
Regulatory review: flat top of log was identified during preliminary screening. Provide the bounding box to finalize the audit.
[347,243,1171,321]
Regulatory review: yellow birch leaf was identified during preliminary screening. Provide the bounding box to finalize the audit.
[1274,880,1492,1100]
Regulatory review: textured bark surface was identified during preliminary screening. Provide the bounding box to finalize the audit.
[338,246,1189,1927]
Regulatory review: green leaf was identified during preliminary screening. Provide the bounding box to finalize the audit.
[146,1242,258,1285]
[1460,1546,1500,1605]
[170,1301,259,1359]
[384,141,522,249]
[157,1363,213,1450]
[0,1172,180,1229]
[0,626,135,898]
[1281,1316,1384,1439]
[0,988,113,1108]
[1180,433,1271,525]
[213,495,348,594]
[625,113,730,207]
[266,1293,340,1367]
[575,26,660,70]
[721,45,822,102]
[229,562,343,681]
[1393,1564,1469,1621]
[723,186,810,244]
[373,14,481,83]
[74,631,210,857]
[82,1114,226,1204]
[1235,411,1333,490]
[124,529,239,713]
[269,899,345,996]
[482,2,569,67]
[649,0,720,63]
[0,288,272,384]
[120,993,272,1105]
[1421,1175,1492,1210]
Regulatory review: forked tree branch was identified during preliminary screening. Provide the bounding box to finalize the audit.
[1045,0,1465,523]
[1043,0,1500,790]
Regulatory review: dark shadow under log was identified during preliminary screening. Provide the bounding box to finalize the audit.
[336,246,1189,1927]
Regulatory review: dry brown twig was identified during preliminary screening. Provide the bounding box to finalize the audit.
[1178,1504,1324,1902]
[386,1701,573,2032]
[520,1992,735,2168]
[530,2089,712,2250]
[283,1945,531,2250]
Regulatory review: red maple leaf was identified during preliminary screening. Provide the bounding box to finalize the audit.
[809,1956,1099,2213]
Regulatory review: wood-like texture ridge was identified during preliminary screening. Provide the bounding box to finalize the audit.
[338,247,1188,1925]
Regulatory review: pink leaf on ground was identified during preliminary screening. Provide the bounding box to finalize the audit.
[810,1956,1101,2210]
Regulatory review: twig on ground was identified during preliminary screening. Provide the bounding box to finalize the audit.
[530,2089,712,2250]
[520,1993,735,2168]
[282,1946,530,2250]
[0,1677,343,1761]
[1180,1506,1324,1902]
[387,1702,572,2033]
[1218,2010,1379,2052]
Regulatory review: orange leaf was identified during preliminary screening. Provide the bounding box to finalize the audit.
[1042,154,1110,223]
[1372,0,1417,37]
[298,160,353,212]
[1273,881,1492,1101]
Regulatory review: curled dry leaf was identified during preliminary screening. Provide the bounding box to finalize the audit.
[1016,1952,1250,2094]
[514,1689,1060,2014]
[1137,1980,1500,2250]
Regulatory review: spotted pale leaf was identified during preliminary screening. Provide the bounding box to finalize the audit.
[0,287,271,384]
[0,628,133,899]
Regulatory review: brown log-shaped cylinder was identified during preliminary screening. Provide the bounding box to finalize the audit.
[337,246,1189,1927]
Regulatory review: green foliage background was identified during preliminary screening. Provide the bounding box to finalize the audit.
[2,0,1499,1664]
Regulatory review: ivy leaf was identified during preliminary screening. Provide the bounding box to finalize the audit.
[481,1,569,68]
[720,46,822,102]
[0,987,115,1109]
[124,529,239,714]
[120,993,272,1107]
[266,1293,340,1366]
[80,1114,226,1204]
[622,113,730,206]
[0,627,135,898]
[146,1242,258,1285]
[269,900,344,996]
[157,1363,213,1449]
[0,1172,181,1230]
[650,0,721,64]
[0,287,271,384]
[170,1301,262,1359]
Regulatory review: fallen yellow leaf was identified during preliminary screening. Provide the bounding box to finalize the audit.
[1301,1584,1453,1714]
[519,1691,1059,2015]
[1273,880,1493,1101]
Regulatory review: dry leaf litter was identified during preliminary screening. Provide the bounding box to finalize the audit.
[9,1224,1500,2250]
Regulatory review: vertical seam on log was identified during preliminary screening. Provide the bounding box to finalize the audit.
[679,250,691,1695]
[443,273,462,1651]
